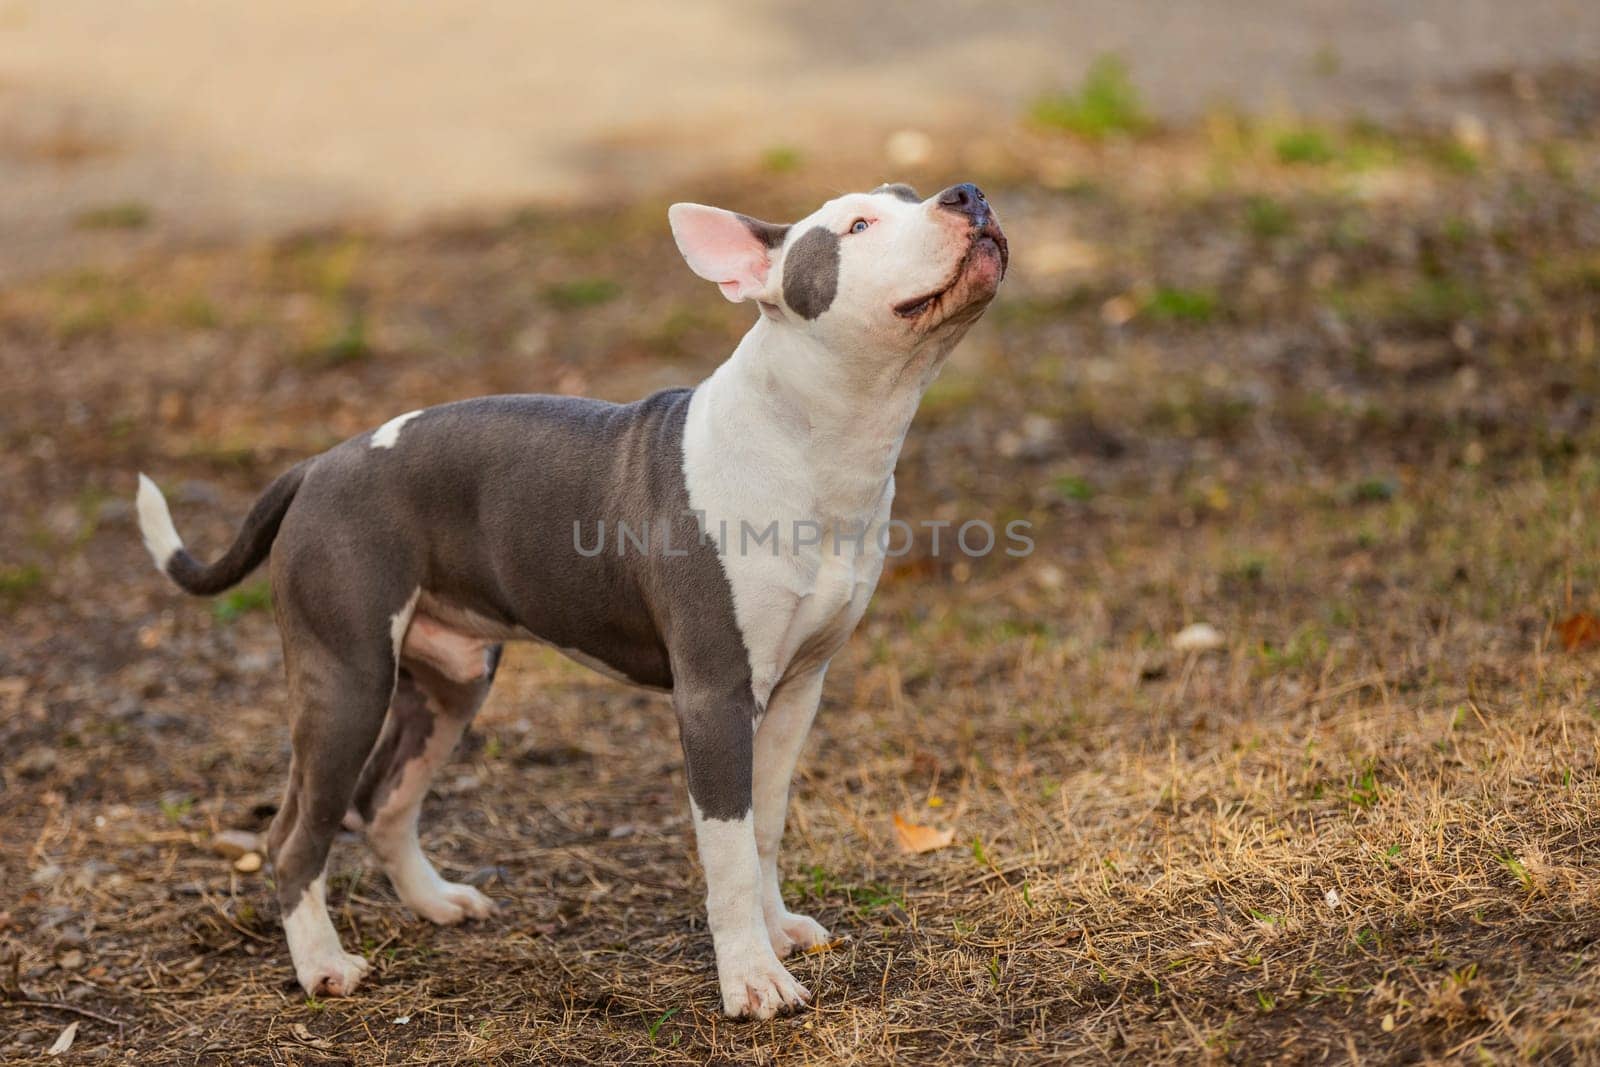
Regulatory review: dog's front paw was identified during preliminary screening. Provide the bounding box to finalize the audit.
[403,881,498,925]
[297,950,370,998]
[719,948,811,1020]
[766,910,832,960]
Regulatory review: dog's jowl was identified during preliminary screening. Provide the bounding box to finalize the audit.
[135,182,1008,1019]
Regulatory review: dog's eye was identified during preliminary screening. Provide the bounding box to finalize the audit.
[849,218,871,234]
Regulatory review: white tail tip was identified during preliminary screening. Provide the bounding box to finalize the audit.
[136,473,183,571]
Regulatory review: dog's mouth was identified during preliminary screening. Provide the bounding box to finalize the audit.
[894,222,1009,323]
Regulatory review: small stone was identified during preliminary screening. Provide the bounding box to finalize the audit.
[211,830,261,860]
[233,852,263,874]
[57,949,84,971]
[1172,622,1226,653]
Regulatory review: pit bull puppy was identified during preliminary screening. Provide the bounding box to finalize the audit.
[135,182,1007,1019]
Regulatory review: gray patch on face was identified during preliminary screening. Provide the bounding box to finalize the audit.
[783,225,840,320]
[738,214,790,250]
[872,182,920,202]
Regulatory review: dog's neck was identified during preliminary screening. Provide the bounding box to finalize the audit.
[694,316,962,523]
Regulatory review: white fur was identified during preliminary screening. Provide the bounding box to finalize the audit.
[284,874,369,997]
[365,702,497,925]
[371,409,423,449]
[135,473,183,571]
[389,588,421,660]
[681,318,911,707]
[679,193,977,705]
[752,669,831,958]
[691,803,809,1019]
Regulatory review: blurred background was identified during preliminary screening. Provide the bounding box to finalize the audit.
[3,0,1598,278]
[4,4,1600,1064]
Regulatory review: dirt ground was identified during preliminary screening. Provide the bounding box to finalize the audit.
[3,65,1600,1064]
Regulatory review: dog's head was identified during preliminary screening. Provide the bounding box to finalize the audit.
[668,183,1007,355]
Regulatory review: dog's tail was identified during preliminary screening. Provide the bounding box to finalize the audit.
[135,463,309,596]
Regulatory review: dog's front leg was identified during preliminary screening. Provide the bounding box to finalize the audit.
[677,684,810,1019]
[753,667,831,958]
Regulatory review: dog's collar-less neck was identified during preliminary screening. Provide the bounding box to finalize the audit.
[697,317,935,518]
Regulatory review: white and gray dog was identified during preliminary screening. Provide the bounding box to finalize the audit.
[135,182,1007,1018]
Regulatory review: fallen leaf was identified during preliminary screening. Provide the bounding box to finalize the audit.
[802,937,850,956]
[47,1021,78,1057]
[893,812,954,854]
[1557,613,1600,652]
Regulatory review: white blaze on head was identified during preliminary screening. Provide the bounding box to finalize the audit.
[372,410,423,449]
[135,473,183,571]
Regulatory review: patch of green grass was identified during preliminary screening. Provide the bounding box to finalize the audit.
[0,563,43,608]
[214,579,272,622]
[544,278,623,309]
[1500,854,1533,891]
[645,1007,681,1044]
[75,201,152,230]
[1054,475,1096,502]
[1243,196,1295,239]
[173,295,221,329]
[1142,287,1218,323]
[48,271,149,339]
[1348,478,1397,504]
[760,145,803,173]
[1426,139,1480,175]
[160,797,196,824]
[1273,127,1338,166]
[300,310,371,367]
[1259,624,1330,674]
[1030,55,1150,141]
[1332,276,1486,330]
[1346,763,1381,809]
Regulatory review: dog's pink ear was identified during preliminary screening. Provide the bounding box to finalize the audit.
[668,203,787,303]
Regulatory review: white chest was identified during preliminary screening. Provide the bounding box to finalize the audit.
[683,383,897,706]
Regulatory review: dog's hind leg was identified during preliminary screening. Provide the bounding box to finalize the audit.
[349,649,501,925]
[265,532,422,998]
[269,637,397,998]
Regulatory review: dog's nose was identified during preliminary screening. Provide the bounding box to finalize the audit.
[936,182,988,223]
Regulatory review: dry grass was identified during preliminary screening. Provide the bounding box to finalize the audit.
[3,71,1600,1063]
